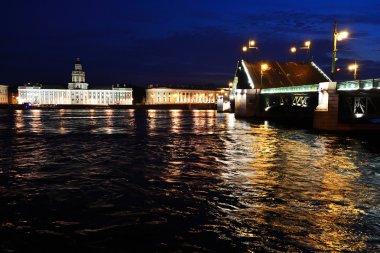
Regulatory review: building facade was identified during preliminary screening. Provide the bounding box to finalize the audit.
[145,86,219,105]
[18,58,133,105]
[0,85,8,104]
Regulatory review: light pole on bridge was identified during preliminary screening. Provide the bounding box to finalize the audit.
[260,63,268,87]
[242,39,259,61]
[331,22,349,81]
[348,61,359,80]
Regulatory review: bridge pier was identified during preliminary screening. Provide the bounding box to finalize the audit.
[235,89,261,118]
[313,82,341,130]
[313,82,380,131]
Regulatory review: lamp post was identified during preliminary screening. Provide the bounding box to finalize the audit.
[331,22,349,81]
[260,63,268,86]
[348,61,358,80]
[242,46,248,61]
[290,46,297,61]
[300,40,311,61]
[248,40,258,49]
[242,40,258,61]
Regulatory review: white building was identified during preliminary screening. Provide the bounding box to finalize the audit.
[18,58,133,105]
[0,85,8,104]
[145,86,219,105]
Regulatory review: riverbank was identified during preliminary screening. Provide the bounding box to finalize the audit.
[0,103,216,110]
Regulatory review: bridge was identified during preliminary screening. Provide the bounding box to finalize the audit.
[229,60,380,131]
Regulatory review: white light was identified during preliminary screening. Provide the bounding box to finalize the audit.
[354,113,364,118]
[242,60,255,88]
[337,31,349,41]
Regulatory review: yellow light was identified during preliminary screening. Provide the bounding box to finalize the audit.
[290,47,297,53]
[337,31,349,41]
[242,46,248,52]
[305,41,311,48]
[348,64,358,71]
[261,63,269,72]
[228,82,233,88]
[249,40,255,47]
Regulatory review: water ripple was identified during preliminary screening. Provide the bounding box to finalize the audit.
[0,109,379,252]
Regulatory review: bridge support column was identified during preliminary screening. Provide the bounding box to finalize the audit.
[313,82,341,130]
[235,89,260,118]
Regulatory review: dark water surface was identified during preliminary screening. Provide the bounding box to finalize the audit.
[0,109,379,252]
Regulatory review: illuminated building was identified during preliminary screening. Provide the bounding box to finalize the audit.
[0,85,8,104]
[145,86,219,105]
[18,58,133,105]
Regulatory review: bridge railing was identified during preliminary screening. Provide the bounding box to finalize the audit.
[261,84,319,94]
[337,78,380,91]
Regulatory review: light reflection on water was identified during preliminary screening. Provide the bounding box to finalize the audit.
[0,109,379,252]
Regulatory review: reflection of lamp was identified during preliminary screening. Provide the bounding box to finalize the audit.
[260,63,268,86]
[348,61,358,80]
[331,22,349,81]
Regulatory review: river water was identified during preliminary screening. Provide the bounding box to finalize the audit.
[0,109,379,252]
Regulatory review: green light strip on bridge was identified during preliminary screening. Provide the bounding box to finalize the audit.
[337,79,380,91]
[261,84,319,94]
[337,81,360,90]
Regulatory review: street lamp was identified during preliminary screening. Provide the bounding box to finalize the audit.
[300,40,311,61]
[348,61,358,80]
[331,22,349,81]
[290,46,297,61]
[260,63,268,86]
[242,40,258,61]
[249,40,258,49]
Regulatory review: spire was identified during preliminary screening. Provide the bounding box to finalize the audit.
[74,57,83,71]
[68,57,88,89]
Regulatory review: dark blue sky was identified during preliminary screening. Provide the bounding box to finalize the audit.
[1,0,380,87]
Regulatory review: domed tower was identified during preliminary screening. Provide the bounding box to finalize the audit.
[68,57,89,89]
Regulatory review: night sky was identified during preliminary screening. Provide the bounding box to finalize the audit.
[1,0,380,87]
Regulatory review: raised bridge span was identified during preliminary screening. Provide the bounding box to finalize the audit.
[231,60,380,131]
